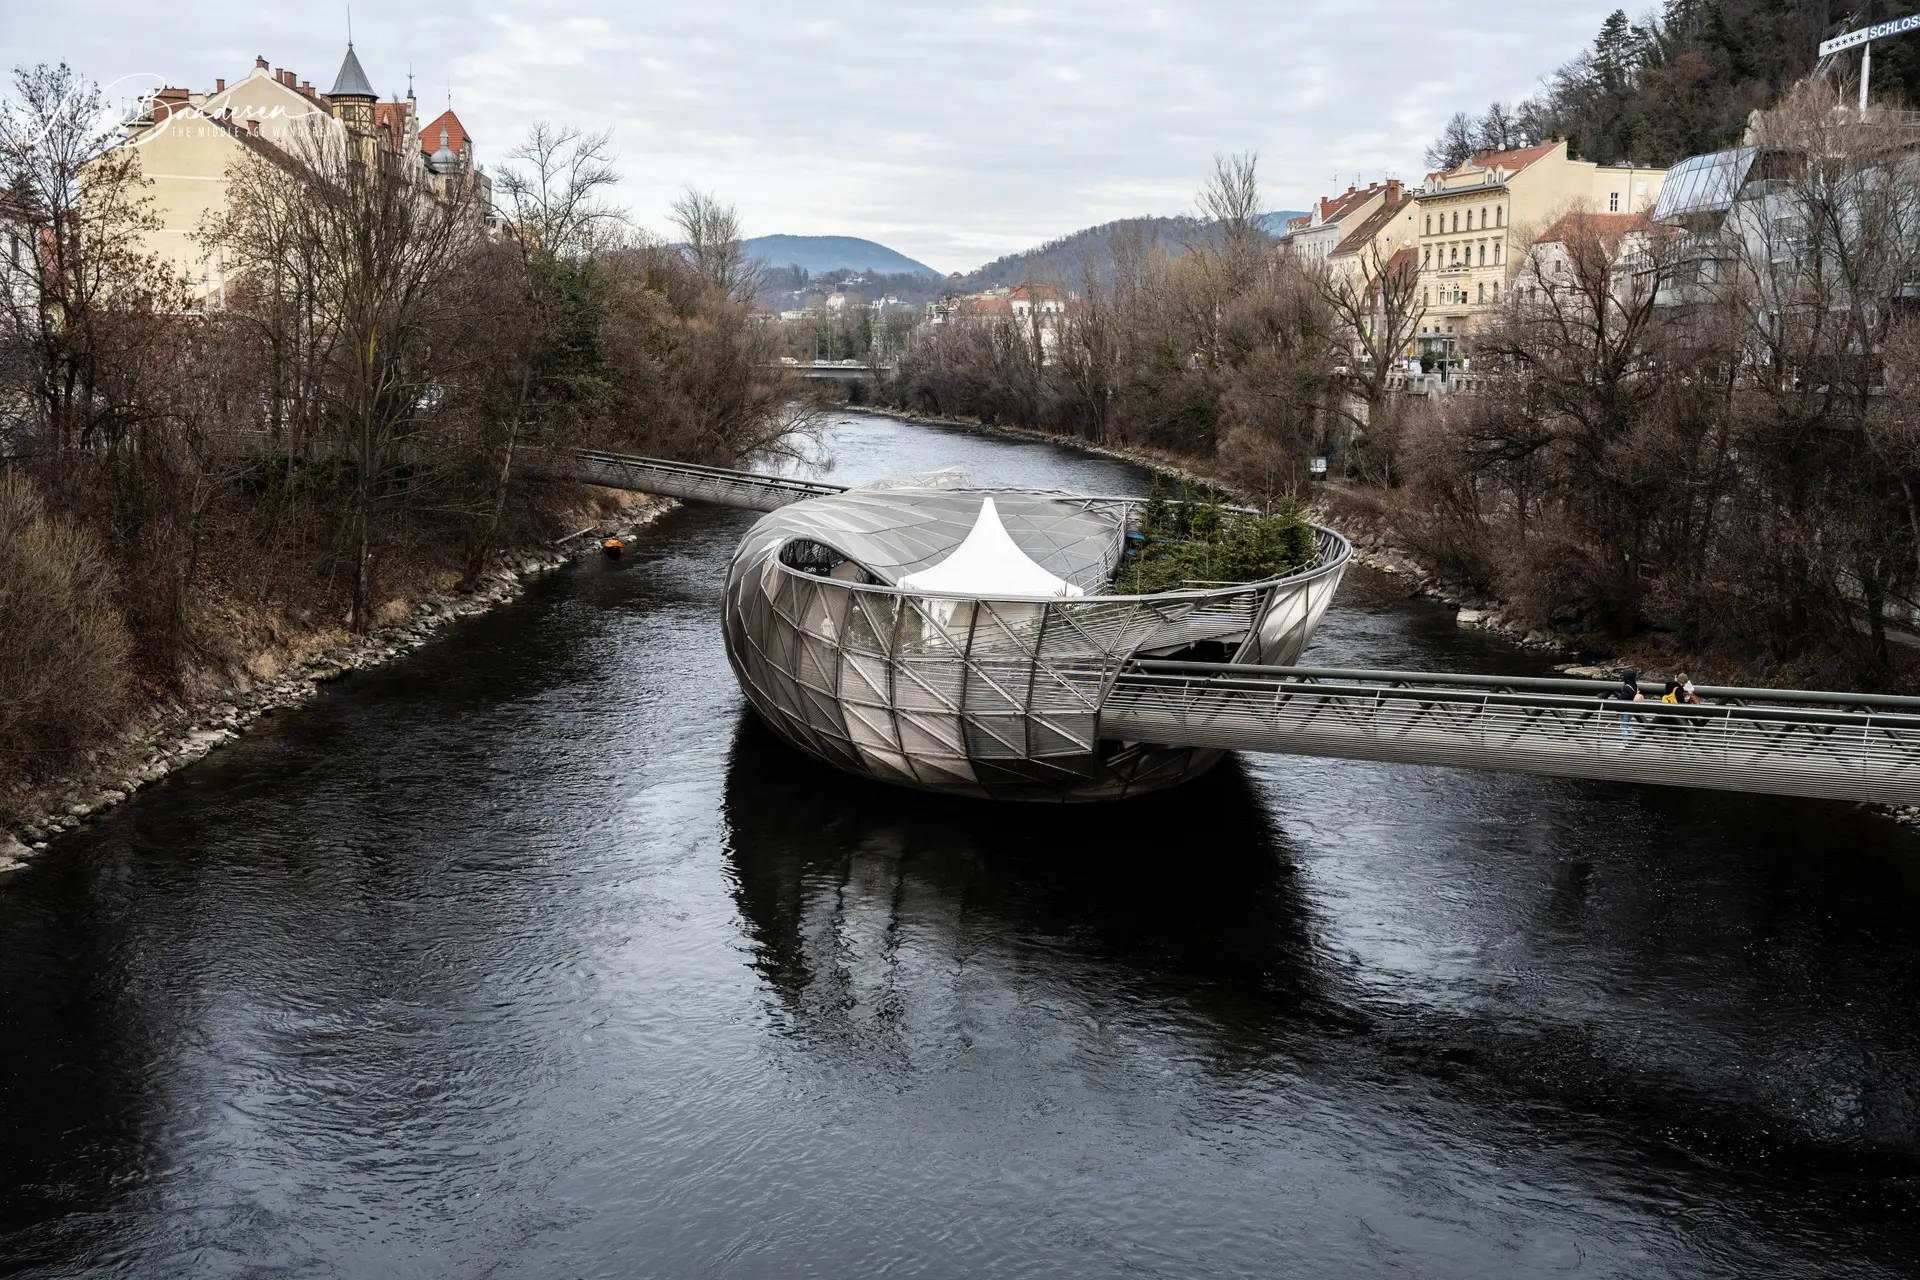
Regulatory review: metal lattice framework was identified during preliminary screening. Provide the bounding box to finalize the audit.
[1106,663,1920,806]
[722,486,1350,801]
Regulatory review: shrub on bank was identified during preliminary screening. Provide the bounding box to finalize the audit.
[0,473,132,773]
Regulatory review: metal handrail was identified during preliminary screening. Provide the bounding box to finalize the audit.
[1128,659,1920,715]
[564,448,847,496]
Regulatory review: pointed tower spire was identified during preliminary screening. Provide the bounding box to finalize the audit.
[329,44,376,99]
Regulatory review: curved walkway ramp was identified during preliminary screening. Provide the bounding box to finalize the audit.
[1105,662,1920,807]
[525,448,844,512]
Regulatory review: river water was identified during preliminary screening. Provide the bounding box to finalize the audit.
[3,412,1918,1278]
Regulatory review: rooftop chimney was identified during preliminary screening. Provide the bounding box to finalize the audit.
[255,56,268,72]
[153,86,190,122]
[215,78,225,92]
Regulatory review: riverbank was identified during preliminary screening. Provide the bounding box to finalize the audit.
[0,494,677,872]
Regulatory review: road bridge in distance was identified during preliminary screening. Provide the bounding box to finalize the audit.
[539,445,1920,808]
[776,360,894,383]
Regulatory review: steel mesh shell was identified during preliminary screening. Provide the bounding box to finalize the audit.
[721,486,1350,801]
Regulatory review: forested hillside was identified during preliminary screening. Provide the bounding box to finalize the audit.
[1430,0,1920,169]
[742,234,941,278]
[946,210,1305,292]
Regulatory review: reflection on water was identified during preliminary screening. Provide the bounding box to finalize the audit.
[0,414,1917,1278]
[725,711,1334,1030]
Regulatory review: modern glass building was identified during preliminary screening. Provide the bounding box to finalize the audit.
[722,477,1350,801]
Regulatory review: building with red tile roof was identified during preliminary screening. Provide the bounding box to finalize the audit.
[1413,138,1668,363]
[1281,181,1404,265]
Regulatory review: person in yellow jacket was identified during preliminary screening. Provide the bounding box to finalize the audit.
[1661,674,1702,705]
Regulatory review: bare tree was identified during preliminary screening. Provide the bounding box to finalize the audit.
[671,187,761,303]
[0,63,181,457]
[1425,112,1478,171]
[1197,151,1269,287]
[465,122,627,577]
[1473,102,1521,152]
[497,123,623,259]
[214,116,488,629]
[1318,243,1426,480]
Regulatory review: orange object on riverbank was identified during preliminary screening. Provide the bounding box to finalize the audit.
[601,538,625,558]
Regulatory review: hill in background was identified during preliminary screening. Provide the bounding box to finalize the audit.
[752,209,1310,309]
[743,234,942,279]
[944,210,1306,292]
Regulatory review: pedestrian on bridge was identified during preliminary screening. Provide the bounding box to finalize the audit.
[1616,668,1645,743]
[1662,674,1702,706]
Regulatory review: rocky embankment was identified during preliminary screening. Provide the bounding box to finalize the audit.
[1329,520,1572,656]
[0,499,675,873]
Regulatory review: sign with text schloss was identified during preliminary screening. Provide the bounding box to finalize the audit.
[1819,13,1920,56]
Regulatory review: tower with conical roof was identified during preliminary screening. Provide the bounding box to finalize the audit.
[327,43,378,164]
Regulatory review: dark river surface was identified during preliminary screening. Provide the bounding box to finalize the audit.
[4,412,1920,1278]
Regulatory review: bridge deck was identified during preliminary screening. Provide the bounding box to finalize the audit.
[1105,662,1920,807]
[526,448,845,512]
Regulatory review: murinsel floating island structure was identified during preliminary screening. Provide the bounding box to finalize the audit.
[536,446,1920,809]
[721,471,1350,801]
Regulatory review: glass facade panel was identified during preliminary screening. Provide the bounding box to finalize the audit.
[1653,148,1757,224]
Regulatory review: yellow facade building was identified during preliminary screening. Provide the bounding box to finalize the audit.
[1413,139,1665,360]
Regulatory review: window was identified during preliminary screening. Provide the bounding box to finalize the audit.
[1422,247,1430,266]
[1422,288,1429,306]
[1609,191,1620,212]
[1451,211,1459,232]
[1492,281,1499,301]
[1465,210,1473,230]
[1478,282,1485,302]
[1450,247,1458,265]
[1478,244,1486,265]
[1425,214,1431,234]
[1494,243,1502,264]
[1496,207,1504,227]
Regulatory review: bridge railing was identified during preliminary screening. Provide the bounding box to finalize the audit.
[1102,661,1920,807]
[523,448,845,512]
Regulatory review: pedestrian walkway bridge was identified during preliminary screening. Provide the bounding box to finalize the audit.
[545,446,1920,808]
[1108,662,1920,808]
[529,448,845,511]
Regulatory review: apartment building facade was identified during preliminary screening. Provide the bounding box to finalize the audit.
[1280,182,1399,264]
[1326,181,1416,284]
[119,46,484,301]
[1414,139,1665,361]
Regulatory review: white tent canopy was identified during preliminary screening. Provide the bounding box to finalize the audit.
[897,497,1085,599]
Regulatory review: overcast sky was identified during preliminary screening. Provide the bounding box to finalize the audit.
[8,2,1624,273]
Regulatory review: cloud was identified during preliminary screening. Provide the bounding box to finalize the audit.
[5,0,1620,273]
